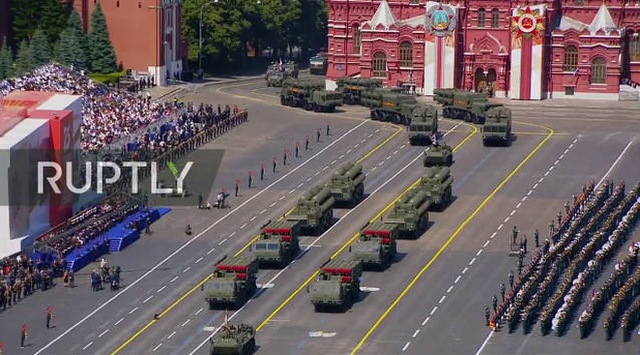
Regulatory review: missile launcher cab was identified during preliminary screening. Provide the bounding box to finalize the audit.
[408,104,439,146]
[329,162,366,207]
[482,106,512,146]
[255,220,301,267]
[351,220,398,269]
[310,259,363,311]
[205,256,258,309]
[423,144,453,167]
[210,323,256,355]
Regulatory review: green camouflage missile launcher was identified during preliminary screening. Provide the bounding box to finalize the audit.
[210,323,256,355]
[482,106,512,146]
[351,221,398,269]
[361,87,403,109]
[423,144,453,167]
[384,188,431,239]
[336,78,383,105]
[286,184,335,234]
[328,162,366,207]
[434,88,503,124]
[418,166,453,210]
[370,93,418,125]
[408,105,439,145]
[310,90,344,112]
[266,71,286,87]
[280,79,342,112]
[310,259,362,311]
[254,221,301,267]
[309,55,328,75]
[283,61,299,78]
[204,256,258,309]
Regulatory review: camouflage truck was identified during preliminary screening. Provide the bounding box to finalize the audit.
[350,221,398,269]
[336,77,383,105]
[254,220,301,267]
[310,259,362,311]
[309,55,328,75]
[210,323,256,355]
[309,90,344,112]
[328,162,366,207]
[283,61,299,78]
[370,93,418,125]
[265,63,280,79]
[418,166,454,210]
[482,106,512,146]
[286,184,335,234]
[433,88,503,124]
[408,105,439,145]
[384,188,431,239]
[266,71,286,87]
[280,79,342,112]
[423,143,453,167]
[361,87,403,109]
[204,256,258,309]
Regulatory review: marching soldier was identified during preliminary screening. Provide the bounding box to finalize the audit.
[305,136,310,150]
[316,129,321,142]
[523,235,528,254]
[198,193,203,209]
[485,306,491,326]
[235,181,239,197]
[46,306,53,329]
[500,283,505,302]
[492,295,498,313]
[20,324,27,348]
[508,270,514,288]
[512,226,518,248]
[534,229,539,248]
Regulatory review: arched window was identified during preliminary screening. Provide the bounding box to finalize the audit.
[478,8,486,28]
[353,24,361,54]
[372,52,387,78]
[491,8,499,28]
[399,42,413,68]
[591,57,606,84]
[563,45,578,72]
[631,33,640,62]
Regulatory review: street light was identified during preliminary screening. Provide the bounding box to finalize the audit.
[199,0,219,77]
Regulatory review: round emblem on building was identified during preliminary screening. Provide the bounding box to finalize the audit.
[426,5,457,37]
[517,14,537,33]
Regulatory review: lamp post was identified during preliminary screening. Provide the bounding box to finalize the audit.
[199,0,219,77]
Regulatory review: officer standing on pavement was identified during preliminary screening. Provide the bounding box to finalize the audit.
[508,270,514,288]
[485,306,491,326]
[512,226,518,248]
[20,324,27,348]
[534,229,539,248]
[492,295,498,313]
[500,283,505,302]
[317,129,321,142]
[198,193,203,209]
[523,235,528,254]
[326,123,331,136]
[46,306,53,328]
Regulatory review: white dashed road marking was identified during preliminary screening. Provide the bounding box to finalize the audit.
[143,295,154,303]
[195,257,203,264]
[129,307,138,314]
[98,329,110,338]
[115,318,124,326]
[157,286,166,293]
[183,267,191,273]
[182,319,191,327]
[171,276,179,283]
[82,342,93,350]
[153,343,162,352]
[168,331,177,339]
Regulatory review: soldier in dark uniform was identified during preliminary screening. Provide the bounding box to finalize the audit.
[198,193,203,209]
[20,324,27,348]
[316,129,321,142]
[485,306,490,326]
[511,226,518,248]
[235,181,239,197]
[500,283,505,301]
[326,124,331,136]
[305,137,310,150]
[534,229,539,248]
[557,212,562,226]
[46,306,53,328]
[564,201,570,215]
[492,295,498,313]
[508,270,514,288]
[523,235,528,254]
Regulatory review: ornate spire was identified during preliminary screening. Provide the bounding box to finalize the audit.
[588,2,618,35]
[368,0,396,30]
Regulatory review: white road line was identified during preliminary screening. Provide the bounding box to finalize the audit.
[521,196,527,202]
[371,167,377,172]
[129,307,138,314]
[289,189,296,194]
[314,171,320,176]
[454,275,461,284]
[143,295,154,303]
[554,159,560,165]
[527,190,533,196]
[402,342,411,352]
[474,331,495,355]
[195,257,203,264]
[35,119,375,355]
[375,128,380,133]
[279,195,286,200]
[195,307,203,316]
[564,149,569,154]
[469,257,476,265]
[331,160,337,165]
[115,318,124,326]
[559,154,565,159]
[485,239,492,247]
[412,329,420,338]
[183,267,191,273]
[182,319,191,327]
[171,276,179,283]
[503,217,510,223]
[516,202,522,209]
[393,149,399,154]
[462,267,469,274]
[306,177,312,182]
[422,317,430,326]
[447,286,454,293]
[339,154,345,159]
[297,183,304,189]
[549,166,554,171]
[361,139,367,143]
[219,239,227,245]
[439,295,446,304]
[538,177,544,183]
[168,331,177,339]
[497,224,503,230]
[596,140,634,188]
[98,329,110,338]
[322,166,329,171]
[82,342,93,350]
[400,144,406,149]
[230,231,237,237]
[240,223,247,229]
[207,247,215,255]
[544,171,550,177]
[153,343,162,352]
[354,143,359,148]
[157,285,166,293]
[476,249,483,257]
[259,209,267,214]
[430,306,438,316]
[250,216,257,222]
[386,156,391,160]
[378,161,384,166]
[346,149,352,154]
[509,210,516,216]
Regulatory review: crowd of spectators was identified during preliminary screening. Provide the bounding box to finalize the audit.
[488,180,640,341]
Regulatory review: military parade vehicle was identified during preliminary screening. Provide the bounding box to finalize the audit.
[210,323,256,355]
[384,188,431,239]
[309,54,328,75]
[408,105,439,145]
[286,184,335,234]
[280,79,343,112]
[361,87,403,109]
[254,222,300,267]
[418,166,454,210]
[204,256,258,309]
[350,221,398,269]
[283,61,299,78]
[336,77,383,105]
[310,259,362,311]
[482,106,512,146]
[328,162,366,207]
[423,143,453,167]
[266,71,286,87]
[369,93,418,125]
[433,88,503,124]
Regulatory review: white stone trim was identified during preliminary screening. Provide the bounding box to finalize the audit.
[551,91,619,100]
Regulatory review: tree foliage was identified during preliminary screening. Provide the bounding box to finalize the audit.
[88,3,117,74]
[10,0,71,49]
[0,37,14,79]
[56,9,89,70]
[41,0,73,45]
[30,28,52,68]
[15,40,34,76]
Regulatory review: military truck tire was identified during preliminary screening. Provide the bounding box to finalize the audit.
[356,183,365,202]
[442,107,450,118]
[446,155,453,166]
[208,301,215,310]
[280,96,286,105]
[370,110,377,120]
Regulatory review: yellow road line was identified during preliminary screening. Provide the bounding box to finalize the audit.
[350,124,554,354]
[111,116,404,354]
[256,123,478,332]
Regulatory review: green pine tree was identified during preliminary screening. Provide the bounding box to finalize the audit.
[56,28,87,69]
[40,0,72,45]
[10,0,44,49]
[67,9,90,70]
[30,28,52,67]
[15,39,34,76]
[0,37,14,79]
[89,3,117,74]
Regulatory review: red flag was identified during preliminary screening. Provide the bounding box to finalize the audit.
[224,309,229,326]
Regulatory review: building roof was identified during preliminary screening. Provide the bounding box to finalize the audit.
[588,3,619,35]
[367,0,396,30]
[399,14,426,28]
[558,16,589,32]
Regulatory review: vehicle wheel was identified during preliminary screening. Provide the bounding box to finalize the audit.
[280,96,286,105]
[209,301,215,310]
[370,110,377,120]
[446,155,453,166]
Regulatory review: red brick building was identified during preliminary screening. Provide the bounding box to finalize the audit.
[326,0,640,100]
[73,0,187,86]
[0,0,10,45]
